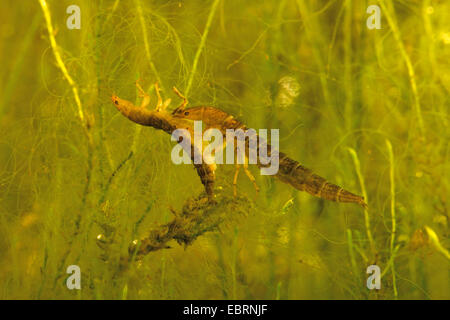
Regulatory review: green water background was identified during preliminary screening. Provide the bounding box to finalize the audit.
[0,0,448,299]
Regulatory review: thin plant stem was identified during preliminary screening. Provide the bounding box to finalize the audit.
[227,29,268,70]
[296,0,332,111]
[343,0,353,131]
[135,0,163,89]
[39,0,95,290]
[386,139,398,298]
[379,0,424,135]
[38,0,85,125]
[348,148,376,255]
[185,0,221,97]
[0,12,41,119]
[231,227,239,300]
[347,229,361,285]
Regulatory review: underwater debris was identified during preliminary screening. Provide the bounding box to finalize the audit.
[275,75,301,108]
[128,191,252,258]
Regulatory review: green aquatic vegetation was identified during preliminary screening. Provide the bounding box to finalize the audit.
[0,0,449,300]
[127,191,252,257]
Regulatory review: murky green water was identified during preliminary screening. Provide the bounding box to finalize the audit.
[0,0,448,299]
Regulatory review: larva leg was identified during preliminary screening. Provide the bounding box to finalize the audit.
[233,163,241,197]
[135,80,150,108]
[172,86,188,112]
[243,161,259,194]
[154,82,164,111]
[162,98,172,110]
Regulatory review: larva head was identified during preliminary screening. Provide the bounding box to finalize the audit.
[172,107,198,119]
[111,94,134,111]
[172,106,230,124]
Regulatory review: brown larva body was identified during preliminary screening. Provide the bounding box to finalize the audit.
[113,83,366,208]
[173,105,367,208]
[112,96,216,200]
[173,106,244,132]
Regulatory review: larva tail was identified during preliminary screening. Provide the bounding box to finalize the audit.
[276,153,368,208]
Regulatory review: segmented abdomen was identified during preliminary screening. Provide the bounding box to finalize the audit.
[275,153,367,207]
[223,114,367,207]
[175,106,367,208]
